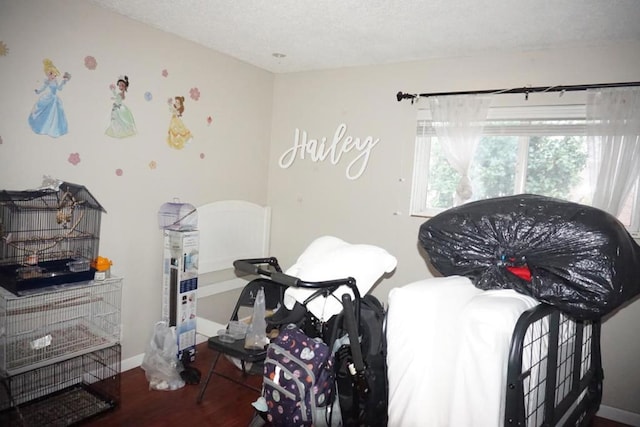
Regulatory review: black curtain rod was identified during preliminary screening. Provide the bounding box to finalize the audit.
[396,81,640,102]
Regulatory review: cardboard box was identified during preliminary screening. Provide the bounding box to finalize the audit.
[162,230,199,363]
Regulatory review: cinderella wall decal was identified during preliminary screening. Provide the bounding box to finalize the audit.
[28,58,71,138]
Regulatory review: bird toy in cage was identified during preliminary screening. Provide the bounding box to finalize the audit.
[56,189,85,228]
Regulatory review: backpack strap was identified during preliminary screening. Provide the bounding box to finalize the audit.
[341,294,369,394]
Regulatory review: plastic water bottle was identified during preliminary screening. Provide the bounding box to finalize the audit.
[244,287,268,350]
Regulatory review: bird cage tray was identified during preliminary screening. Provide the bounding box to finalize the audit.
[0,384,118,426]
[0,258,96,295]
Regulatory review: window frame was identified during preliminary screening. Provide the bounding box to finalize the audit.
[410,104,640,238]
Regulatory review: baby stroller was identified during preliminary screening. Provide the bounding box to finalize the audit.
[232,257,388,427]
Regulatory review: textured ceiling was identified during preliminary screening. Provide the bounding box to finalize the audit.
[89,0,640,73]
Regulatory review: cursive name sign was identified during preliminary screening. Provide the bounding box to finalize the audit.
[278,123,380,180]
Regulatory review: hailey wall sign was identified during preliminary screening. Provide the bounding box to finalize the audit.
[278,123,380,180]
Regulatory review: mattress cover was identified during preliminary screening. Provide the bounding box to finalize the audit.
[386,276,539,427]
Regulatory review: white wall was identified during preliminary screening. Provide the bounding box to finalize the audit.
[0,0,273,362]
[267,43,640,414]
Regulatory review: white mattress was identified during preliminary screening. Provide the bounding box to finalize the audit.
[386,276,539,427]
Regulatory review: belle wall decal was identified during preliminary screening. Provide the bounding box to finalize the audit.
[278,123,380,180]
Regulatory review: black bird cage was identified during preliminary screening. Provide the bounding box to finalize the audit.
[0,181,106,294]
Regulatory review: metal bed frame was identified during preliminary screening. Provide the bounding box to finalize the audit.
[504,304,603,426]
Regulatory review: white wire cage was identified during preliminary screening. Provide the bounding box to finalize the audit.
[0,277,122,376]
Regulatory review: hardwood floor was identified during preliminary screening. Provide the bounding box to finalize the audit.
[87,342,262,427]
[85,342,631,427]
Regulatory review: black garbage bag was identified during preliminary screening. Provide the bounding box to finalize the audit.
[418,194,640,319]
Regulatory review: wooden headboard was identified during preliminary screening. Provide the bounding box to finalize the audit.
[197,200,271,275]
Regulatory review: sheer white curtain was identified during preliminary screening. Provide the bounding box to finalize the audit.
[428,95,492,206]
[587,87,640,216]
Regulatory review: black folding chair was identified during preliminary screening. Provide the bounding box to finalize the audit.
[197,261,287,403]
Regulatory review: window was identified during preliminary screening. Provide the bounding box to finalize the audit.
[410,104,640,237]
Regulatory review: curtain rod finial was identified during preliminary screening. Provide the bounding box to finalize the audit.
[397,91,417,102]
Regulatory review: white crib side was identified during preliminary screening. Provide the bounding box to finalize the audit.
[194,200,270,339]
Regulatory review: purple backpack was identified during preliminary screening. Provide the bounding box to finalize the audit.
[263,324,336,426]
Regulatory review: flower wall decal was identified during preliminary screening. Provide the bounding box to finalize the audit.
[149,160,157,169]
[162,69,168,77]
[115,168,123,176]
[68,152,81,165]
[189,87,200,101]
[144,91,153,101]
[0,41,8,56]
[84,55,97,70]
[207,116,213,125]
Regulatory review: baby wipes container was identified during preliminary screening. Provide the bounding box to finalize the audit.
[158,199,198,230]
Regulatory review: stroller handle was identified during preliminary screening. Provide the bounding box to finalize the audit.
[271,271,301,287]
[234,257,360,299]
[234,257,283,274]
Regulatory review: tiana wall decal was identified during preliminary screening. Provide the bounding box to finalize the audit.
[105,75,137,138]
[278,123,380,180]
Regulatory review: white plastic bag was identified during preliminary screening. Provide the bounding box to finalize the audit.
[244,287,269,350]
[140,321,185,391]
